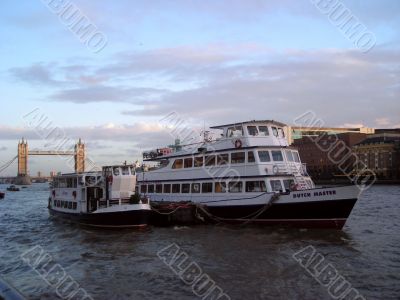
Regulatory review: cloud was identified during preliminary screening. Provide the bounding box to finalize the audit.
[7,45,399,128]
[0,123,174,149]
[340,123,365,128]
[50,85,169,103]
[120,48,400,128]
[375,118,391,126]
[9,63,61,86]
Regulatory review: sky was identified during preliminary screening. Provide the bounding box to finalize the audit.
[0,0,399,176]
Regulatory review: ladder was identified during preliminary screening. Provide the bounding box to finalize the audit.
[295,175,309,190]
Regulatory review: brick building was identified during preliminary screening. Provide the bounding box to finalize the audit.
[352,133,400,180]
[294,133,367,180]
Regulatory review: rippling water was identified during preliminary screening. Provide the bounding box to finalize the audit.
[0,183,399,299]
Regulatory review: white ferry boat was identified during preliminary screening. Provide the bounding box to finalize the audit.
[138,120,360,229]
[48,164,151,228]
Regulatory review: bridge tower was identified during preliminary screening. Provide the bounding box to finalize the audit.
[17,138,28,176]
[74,138,85,173]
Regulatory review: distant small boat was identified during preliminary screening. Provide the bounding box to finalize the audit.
[0,192,4,199]
[6,185,20,192]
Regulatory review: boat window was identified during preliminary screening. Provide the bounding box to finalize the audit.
[130,166,136,175]
[163,184,171,193]
[53,179,59,188]
[285,150,294,162]
[227,126,243,137]
[202,182,213,193]
[217,154,229,165]
[182,184,190,193]
[73,203,77,210]
[247,151,255,163]
[156,184,163,193]
[59,178,67,188]
[229,181,242,193]
[293,151,301,163]
[270,180,283,192]
[68,202,73,209]
[67,177,77,188]
[64,201,68,208]
[278,128,285,138]
[205,155,216,167]
[85,176,97,186]
[159,159,169,167]
[272,150,284,161]
[148,184,154,193]
[194,157,204,167]
[246,181,267,192]
[272,127,279,137]
[191,183,200,193]
[184,158,193,168]
[283,179,295,191]
[172,159,183,169]
[121,166,130,175]
[140,185,147,193]
[258,151,271,162]
[231,152,245,164]
[215,182,227,193]
[113,167,120,176]
[247,126,258,136]
[258,126,269,136]
[172,184,181,193]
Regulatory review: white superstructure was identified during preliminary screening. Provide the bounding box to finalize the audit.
[138,120,315,204]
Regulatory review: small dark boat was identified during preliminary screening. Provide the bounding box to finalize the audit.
[0,192,4,199]
[6,185,20,192]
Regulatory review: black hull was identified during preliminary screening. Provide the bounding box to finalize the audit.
[205,198,357,229]
[48,208,150,228]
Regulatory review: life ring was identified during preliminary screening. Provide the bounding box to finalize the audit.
[272,165,279,174]
[234,139,242,148]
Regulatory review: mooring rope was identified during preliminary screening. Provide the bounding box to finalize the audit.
[150,203,192,215]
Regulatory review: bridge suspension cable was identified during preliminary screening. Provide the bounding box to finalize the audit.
[0,156,18,173]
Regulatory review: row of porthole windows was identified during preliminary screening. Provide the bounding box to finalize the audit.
[54,200,77,210]
[171,150,300,169]
[140,181,270,194]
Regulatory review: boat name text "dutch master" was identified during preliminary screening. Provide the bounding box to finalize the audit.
[293,190,336,198]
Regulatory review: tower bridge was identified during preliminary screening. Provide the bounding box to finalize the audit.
[0,138,86,185]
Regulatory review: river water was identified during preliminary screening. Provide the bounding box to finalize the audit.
[0,183,399,300]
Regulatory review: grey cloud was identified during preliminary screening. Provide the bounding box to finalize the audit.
[121,48,400,128]
[0,123,174,148]
[50,86,169,103]
[8,45,399,129]
[9,63,61,86]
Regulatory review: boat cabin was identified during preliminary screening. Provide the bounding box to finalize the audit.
[50,165,137,214]
[210,120,289,148]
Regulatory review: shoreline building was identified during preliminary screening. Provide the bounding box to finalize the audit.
[293,132,367,180]
[287,126,374,145]
[353,132,400,180]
